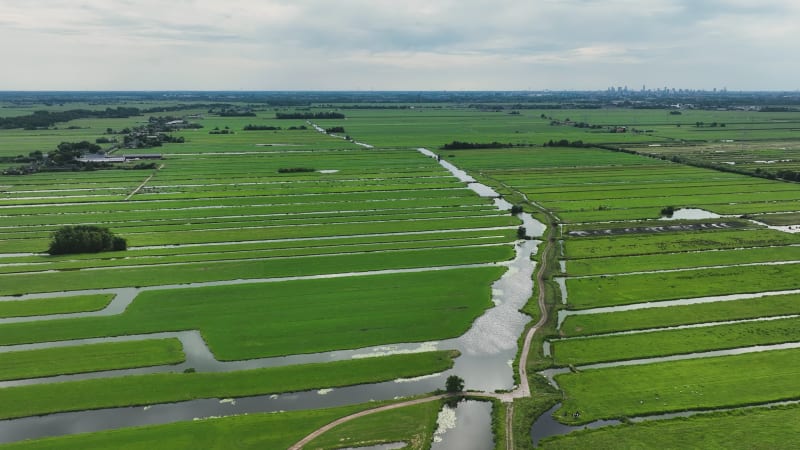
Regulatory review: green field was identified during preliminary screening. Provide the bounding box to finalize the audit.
[552,316,800,366]
[0,351,456,420]
[560,292,800,337]
[0,294,113,318]
[306,400,442,449]
[540,403,800,450]
[3,99,800,448]
[0,339,184,381]
[555,348,800,424]
[0,403,371,450]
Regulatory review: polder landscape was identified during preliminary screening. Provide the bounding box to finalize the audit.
[1,90,800,449]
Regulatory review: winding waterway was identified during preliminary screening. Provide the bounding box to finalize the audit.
[0,147,546,446]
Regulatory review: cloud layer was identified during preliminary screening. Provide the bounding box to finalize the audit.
[1,0,798,90]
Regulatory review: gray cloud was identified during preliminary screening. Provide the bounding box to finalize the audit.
[0,0,797,89]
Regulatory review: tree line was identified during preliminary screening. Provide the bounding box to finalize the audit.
[275,112,345,119]
[440,141,515,150]
[0,107,141,130]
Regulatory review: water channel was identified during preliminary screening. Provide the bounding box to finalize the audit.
[430,400,494,450]
[0,149,546,447]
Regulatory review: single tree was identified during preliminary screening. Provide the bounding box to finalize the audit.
[445,375,465,393]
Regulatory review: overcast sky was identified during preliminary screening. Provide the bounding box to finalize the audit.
[1,0,798,91]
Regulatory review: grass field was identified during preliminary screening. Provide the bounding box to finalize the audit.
[555,348,800,424]
[0,403,371,450]
[0,339,184,381]
[0,351,457,420]
[3,100,800,447]
[566,263,800,309]
[0,294,113,318]
[552,316,800,366]
[0,268,504,359]
[560,292,800,337]
[305,400,442,449]
[540,403,800,450]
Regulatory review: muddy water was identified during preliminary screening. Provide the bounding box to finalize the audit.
[430,400,494,450]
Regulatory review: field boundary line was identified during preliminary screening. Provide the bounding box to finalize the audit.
[125,164,163,201]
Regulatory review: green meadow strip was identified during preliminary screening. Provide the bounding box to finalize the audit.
[0,351,457,420]
[0,339,184,381]
[555,348,800,424]
[0,294,113,318]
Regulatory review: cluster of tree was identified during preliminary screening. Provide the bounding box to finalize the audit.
[209,126,234,135]
[0,107,141,130]
[218,110,256,117]
[337,105,411,110]
[288,125,308,130]
[760,107,799,112]
[2,141,112,175]
[543,139,590,148]
[275,112,345,120]
[440,141,515,150]
[661,206,676,217]
[325,126,345,133]
[47,225,126,255]
[0,150,45,164]
[123,133,184,148]
[776,170,800,182]
[242,125,282,131]
[549,118,604,129]
[122,116,191,149]
[277,167,315,173]
[95,137,117,144]
[694,121,726,127]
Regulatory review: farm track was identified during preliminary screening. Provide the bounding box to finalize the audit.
[124,165,163,201]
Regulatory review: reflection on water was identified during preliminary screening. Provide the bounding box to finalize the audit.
[0,149,546,444]
[662,208,720,220]
[431,400,494,450]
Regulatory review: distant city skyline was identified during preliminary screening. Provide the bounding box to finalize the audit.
[1,0,798,91]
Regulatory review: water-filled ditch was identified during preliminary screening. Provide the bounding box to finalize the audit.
[0,149,547,445]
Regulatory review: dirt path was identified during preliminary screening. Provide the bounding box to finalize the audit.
[125,164,163,201]
[506,403,514,449]
[287,394,449,450]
